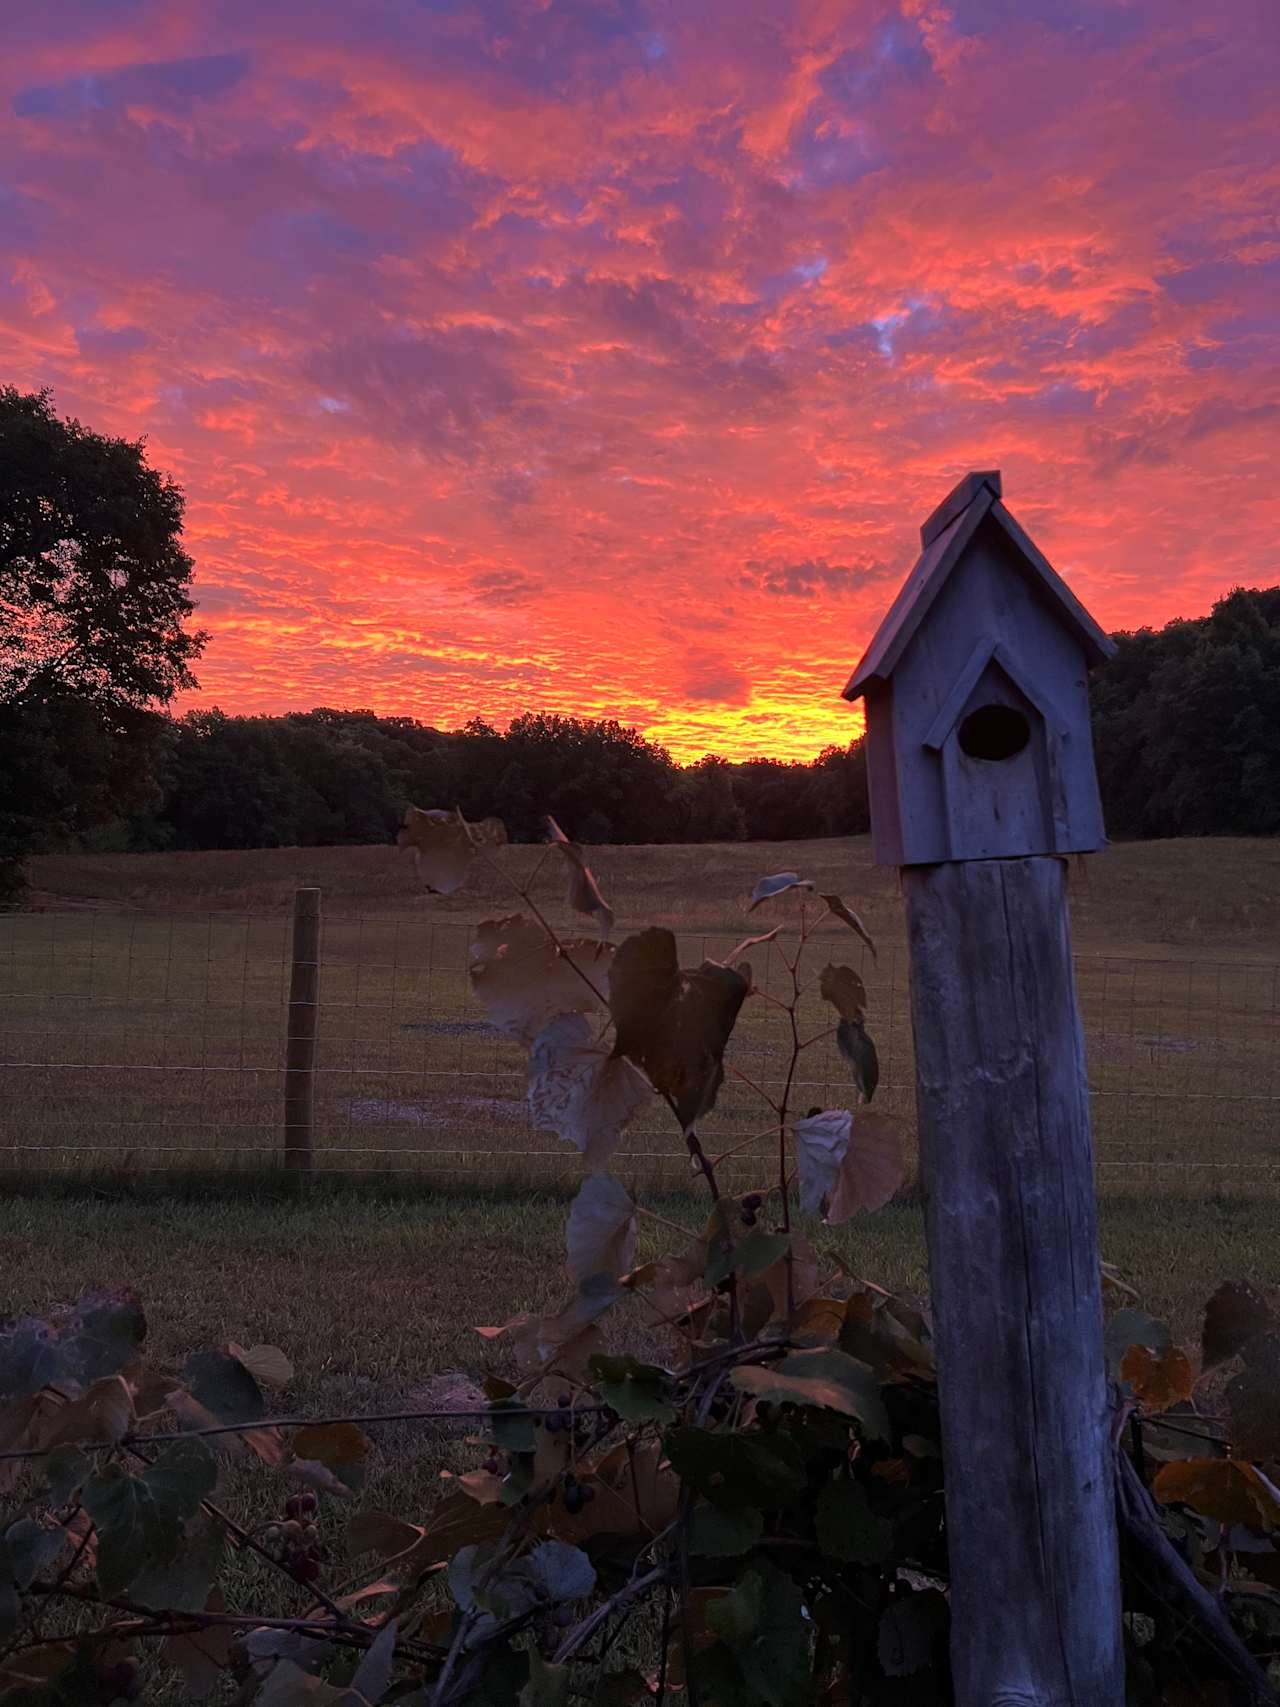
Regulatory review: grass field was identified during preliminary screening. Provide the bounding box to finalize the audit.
[4,835,1279,1186]
[1,833,1277,1661]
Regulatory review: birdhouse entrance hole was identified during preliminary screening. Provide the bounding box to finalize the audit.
[957,703,1031,762]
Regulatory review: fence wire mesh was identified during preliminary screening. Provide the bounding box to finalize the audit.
[1,905,1277,1189]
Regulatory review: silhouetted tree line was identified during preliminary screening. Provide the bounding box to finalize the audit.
[77,709,872,852]
[88,581,1280,854]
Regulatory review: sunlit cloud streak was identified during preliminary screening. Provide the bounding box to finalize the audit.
[2,0,1276,760]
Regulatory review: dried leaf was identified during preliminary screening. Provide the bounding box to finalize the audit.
[819,894,877,959]
[746,872,814,912]
[794,1110,851,1214]
[481,1278,623,1379]
[608,928,749,1131]
[165,1588,232,1700]
[818,963,868,1023]
[546,816,614,935]
[229,1344,293,1390]
[45,1374,133,1447]
[470,915,613,1044]
[528,1014,651,1168]
[625,1243,708,1329]
[1203,1281,1274,1371]
[291,1422,370,1494]
[826,1112,903,1222]
[566,1174,637,1285]
[397,806,476,895]
[345,1512,424,1560]
[1153,1458,1280,1531]
[717,926,781,968]
[835,1016,879,1103]
[1120,1344,1196,1411]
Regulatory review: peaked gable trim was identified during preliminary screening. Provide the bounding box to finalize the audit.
[922,638,1070,750]
[844,486,996,701]
[844,488,1117,703]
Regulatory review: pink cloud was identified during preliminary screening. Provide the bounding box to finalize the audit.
[1,0,1276,760]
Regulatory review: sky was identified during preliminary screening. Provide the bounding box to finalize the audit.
[2,0,1277,762]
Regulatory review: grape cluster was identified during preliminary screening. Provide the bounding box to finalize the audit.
[98,1657,141,1702]
[261,1491,324,1582]
[739,1191,763,1227]
[560,1471,595,1516]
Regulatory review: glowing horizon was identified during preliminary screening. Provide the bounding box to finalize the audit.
[2,1,1276,762]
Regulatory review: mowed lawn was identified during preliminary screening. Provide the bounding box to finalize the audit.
[1,1186,1273,1499]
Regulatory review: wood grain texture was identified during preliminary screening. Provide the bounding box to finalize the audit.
[284,885,321,1172]
[903,856,1123,1706]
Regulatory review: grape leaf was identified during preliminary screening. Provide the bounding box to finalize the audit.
[528,1014,651,1168]
[815,1477,892,1564]
[587,1354,675,1424]
[1120,1344,1195,1411]
[1203,1282,1275,1371]
[470,915,613,1044]
[165,1587,233,1699]
[794,1111,850,1214]
[2,1519,64,1591]
[1105,1309,1171,1381]
[818,963,867,1023]
[522,1649,570,1707]
[396,806,476,895]
[1153,1458,1280,1531]
[183,1349,265,1425]
[706,1569,762,1643]
[1225,1332,1280,1460]
[83,1439,216,1598]
[665,1428,806,1509]
[349,1616,397,1704]
[819,894,877,959]
[732,1351,890,1440]
[825,1113,903,1223]
[689,1504,763,1557]
[835,1017,879,1103]
[705,1229,790,1289]
[608,928,750,1130]
[528,1539,596,1603]
[566,1174,636,1285]
[546,816,614,936]
[291,1422,370,1492]
[746,873,814,912]
[229,1344,292,1389]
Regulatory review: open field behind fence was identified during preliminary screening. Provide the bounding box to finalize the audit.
[2,901,1277,1191]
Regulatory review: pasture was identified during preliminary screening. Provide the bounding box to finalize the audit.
[2,833,1280,1672]
[1,832,1278,1506]
[3,835,1279,1187]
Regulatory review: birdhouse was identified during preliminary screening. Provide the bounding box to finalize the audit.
[844,471,1115,866]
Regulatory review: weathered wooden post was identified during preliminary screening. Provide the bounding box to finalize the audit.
[284,886,321,1173]
[845,472,1123,1705]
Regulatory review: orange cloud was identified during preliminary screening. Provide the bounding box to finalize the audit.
[1,0,1276,760]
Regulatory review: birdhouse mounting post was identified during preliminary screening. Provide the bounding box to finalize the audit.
[845,473,1124,1705]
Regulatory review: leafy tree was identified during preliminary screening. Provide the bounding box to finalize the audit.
[0,388,204,897]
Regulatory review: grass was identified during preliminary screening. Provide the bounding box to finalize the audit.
[4,835,1280,1186]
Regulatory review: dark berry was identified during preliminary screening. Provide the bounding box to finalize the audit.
[740,1210,758,1227]
[297,1491,318,1516]
[557,1392,571,1409]
[293,1554,322,1582]
[563,1487,585,1514]
[483,1452,501,1475]
[741,1192,763,1212]
[580,1485,595,1504]
[554,1604,574,1627]
[545,1412,563,1434]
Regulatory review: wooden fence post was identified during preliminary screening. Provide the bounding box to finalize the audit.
[844,472,1124,1704]
[284,886,320,1173]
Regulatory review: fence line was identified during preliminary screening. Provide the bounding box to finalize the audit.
[1,898,1277,1189]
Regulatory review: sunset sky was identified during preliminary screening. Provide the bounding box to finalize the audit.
[3,1,1276,761]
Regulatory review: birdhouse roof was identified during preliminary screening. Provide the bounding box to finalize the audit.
[844,471,1116,701]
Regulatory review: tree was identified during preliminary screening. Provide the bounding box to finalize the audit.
[0,387,204,896]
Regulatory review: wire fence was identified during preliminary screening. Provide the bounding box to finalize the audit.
[1,898,1277,1191]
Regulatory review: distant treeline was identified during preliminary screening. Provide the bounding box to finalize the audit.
[26,584,1280,857]
[92,710,871,851]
